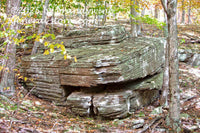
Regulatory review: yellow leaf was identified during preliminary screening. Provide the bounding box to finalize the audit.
[0,66,3,71]
[49,44,54,49]
[57,44,60,48]
[17,30,22,34]
[60,45,65,51]
[44,41,49,46]
[32,34,36,38]
[44,50,49,55]
[35,36,40,41]
[50,48,54,53]
[13,69,18,72]
[64,54,67,60]
[24,77,28,82]
[20,39,25,43]
[74,56,77,62]
[18,76,23,79]
[49,44,54,53]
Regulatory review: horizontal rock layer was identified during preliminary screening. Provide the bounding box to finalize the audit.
[21,37,165,87]
[66,72,163,119]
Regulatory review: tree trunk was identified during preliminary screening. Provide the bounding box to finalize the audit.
[51,6,56,34]
[102,1,107,25]
[62,0,66,34]
[161,0,180,132]
[136,0,141,35]
[0,0,21,95]
[155,5,159,19]
[140,7,145,32]
[97,0,100,26]
[84,0,88,28]
[161,0,169,107]
[168,10,180,133]
[188,4,191,24]
[31,0,49,55]
[130,0,138,37]
[181,0,185,24]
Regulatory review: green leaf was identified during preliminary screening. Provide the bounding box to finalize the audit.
[137,111,145,117]
[26,36,33,40]
[51,34,56,40]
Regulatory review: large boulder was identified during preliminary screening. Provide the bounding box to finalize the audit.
[21,25,165,119]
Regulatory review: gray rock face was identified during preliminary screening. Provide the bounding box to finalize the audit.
[66,92,92,116]
[189,54,200,66]
[20,25,165,119]
[178,49,200,66]
[66,73,163,119]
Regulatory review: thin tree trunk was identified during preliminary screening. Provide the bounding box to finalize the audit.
[136,0,141,35]
[188,4,191,24]
[130,0,138,37]
[51,6,55,34]
[140,8,145,31]
[141,8,145,16]
[161,0,180,131]
[155,5,159,18]
[97,0,100,26]
[84,0,88,28]
[93,14,96,26]
[0,0,21,95]
[168,12,180,133]
[161,0,169,107]
[62,0,66,34]
[31,0,49,55]
[181,0,185,24]
[102,1,107,25]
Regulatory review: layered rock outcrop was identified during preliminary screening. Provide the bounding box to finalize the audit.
[21,25,165,119]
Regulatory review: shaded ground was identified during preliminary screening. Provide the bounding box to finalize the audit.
[0,23,200,132]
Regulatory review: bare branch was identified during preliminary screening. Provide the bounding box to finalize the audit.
[160,0,168,14]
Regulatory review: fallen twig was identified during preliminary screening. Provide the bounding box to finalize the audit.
[0,94,15,105]
[137,117,162,133]
[151,117,165,133]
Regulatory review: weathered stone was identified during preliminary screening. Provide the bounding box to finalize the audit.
[65,92,92,116]
[25,74,60,84]
[178,49,193,62]
[189,54,200,66]
[67,73,163,119]
[178,48,200,66]
[93,73,162,119]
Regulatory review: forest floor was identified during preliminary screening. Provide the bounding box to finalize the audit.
[0,23,200,133]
